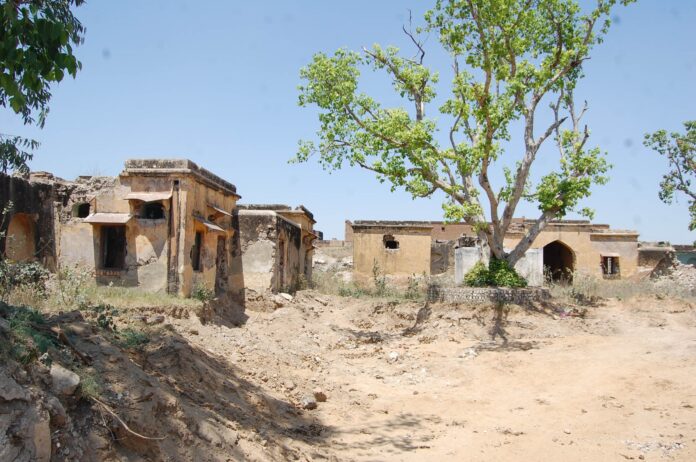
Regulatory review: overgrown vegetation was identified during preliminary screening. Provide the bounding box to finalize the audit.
[463,259,527,288]
[115,327,149,350]
[0,303,55,364]
[191,283,215,302]
[0,260,49,302]
[313,266,428,301]
[547,270,693,305]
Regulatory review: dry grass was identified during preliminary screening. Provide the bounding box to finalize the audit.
[547,271,694,305]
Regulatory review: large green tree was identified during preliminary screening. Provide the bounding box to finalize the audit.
[296,0,632,266]
[644,121,696,231]
[0,0,85,173]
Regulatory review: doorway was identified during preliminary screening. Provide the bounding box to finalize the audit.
[543,240,574,282]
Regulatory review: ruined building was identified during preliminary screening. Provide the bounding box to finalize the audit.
[346,219,644,286]
[0,160,317,300]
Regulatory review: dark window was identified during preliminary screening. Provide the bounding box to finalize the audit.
[602,256,620,277]
[383,234,399,250]
[192,231,203,272]
[141,202,165,219]
[101,226,126,269]
[74,203,91,218]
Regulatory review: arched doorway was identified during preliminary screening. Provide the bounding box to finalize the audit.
[5,213,36,261]
[543,240,574,282]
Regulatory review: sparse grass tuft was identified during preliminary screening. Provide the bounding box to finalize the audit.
[77,368,102,399]
[116,327,149,350]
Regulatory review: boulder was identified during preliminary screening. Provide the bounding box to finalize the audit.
[50,364,80,396]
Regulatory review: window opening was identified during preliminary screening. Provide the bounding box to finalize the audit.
[141,202,165,219]
[383,234,399,250]
[74,203,91,218]
[192,231,203,272]
[101,226,126,269]
[602,256,620,277]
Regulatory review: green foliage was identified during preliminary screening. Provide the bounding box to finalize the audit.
[296,0,633,266]
[77,368,102,399]
[372,259,387,296]
[0,0,85,172]
[463,261,490,287]
[89,303,117,330]
[116,327,149,350]
[56,264,93,308]
[191,283,215,302]
[2,303,55,363]
[0,260,49,301]
[463,259,527,288]
[644,121,696,231]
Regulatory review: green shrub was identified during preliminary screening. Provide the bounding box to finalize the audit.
[0,260,49,301]
[55,264,93,308]
[191,283,215,302]
[463,261,490,287]
[3,304,55,363]
[116,327,149,350]
[463,259,527,288]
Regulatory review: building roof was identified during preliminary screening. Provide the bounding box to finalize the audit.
[122,159,240,199]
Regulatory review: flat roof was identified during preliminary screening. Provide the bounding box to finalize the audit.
[122,159,240,199]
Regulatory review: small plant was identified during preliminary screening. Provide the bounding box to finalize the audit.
[77,368,102,400]
[90,303,118,330]
[0,260,50,302]
[4,304,55,364]
[463,259,527,288]
[191,283,215,302]
[56,264,93,308]
[405,273,424,300]
[372,259,387,296]
[116,327,149,350]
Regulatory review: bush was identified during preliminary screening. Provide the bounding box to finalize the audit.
[56,264,93,308]
[463,259,527,288]
[191,283,215,302]
[116,327,149,350]
[0,260,50,301]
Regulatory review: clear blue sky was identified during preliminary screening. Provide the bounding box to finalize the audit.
[1,0,695,242]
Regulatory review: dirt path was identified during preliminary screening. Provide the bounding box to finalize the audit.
[165,294,696,461]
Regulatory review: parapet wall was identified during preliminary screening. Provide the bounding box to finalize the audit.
[427,285,550,304]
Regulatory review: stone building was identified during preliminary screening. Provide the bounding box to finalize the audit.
[0,160,317,301]
[232,204,317,297]
[347,219,643,286]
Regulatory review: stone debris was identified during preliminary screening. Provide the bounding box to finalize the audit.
[313,388,327,402]
[301,395,318,410]
[50,364,80,396]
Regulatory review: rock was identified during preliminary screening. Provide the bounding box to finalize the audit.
[284,380,296,391]
[32,410,51,462]
[301,396,317,410]
[387,351,400,363]
[50,364,80,396]
[0,374,29,401]
[46,396,67,427]
[279,292,293,302]
[563,429,571,434]
[314,258,326,265]
[458,348,478,360]
[272,295,286,308]
[313,388,327,402]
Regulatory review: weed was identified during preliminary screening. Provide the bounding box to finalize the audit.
[3,304,55,364]
[77,368,102,400]
[463,259,527,288]
[191,283,215,302]
[56,264,93,309]
[372,260,387,296]
[90,304,118,330]
[116,327,149,350]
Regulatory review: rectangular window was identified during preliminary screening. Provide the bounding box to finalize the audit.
[192,231,203,272]
[101,226,126,269]
[602,256,620,278]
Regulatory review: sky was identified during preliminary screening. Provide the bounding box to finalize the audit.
[1,0,695,242]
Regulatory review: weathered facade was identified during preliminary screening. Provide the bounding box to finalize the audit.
[232,204,317,296]
[351,221,432,284]
[1,160,319,301]
[348,219,643,285]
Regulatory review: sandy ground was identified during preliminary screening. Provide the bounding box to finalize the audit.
[153,292,696,461]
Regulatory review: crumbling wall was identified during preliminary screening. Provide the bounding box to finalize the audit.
[233,211,278,295]
[276,215,302,292]
[0,173,56,268]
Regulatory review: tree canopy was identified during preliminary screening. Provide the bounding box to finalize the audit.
[0,0,85,172]
[644,121,696,231]
[296,0,633,265]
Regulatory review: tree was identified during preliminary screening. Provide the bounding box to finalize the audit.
[0,0,85,173]
[295,0,632,266]
[644,121,696,231]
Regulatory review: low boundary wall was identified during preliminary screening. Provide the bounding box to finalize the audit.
[427,285,550,304]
